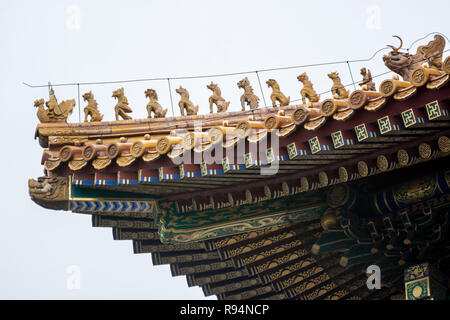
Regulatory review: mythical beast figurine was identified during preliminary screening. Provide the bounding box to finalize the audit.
[28,176,69,210]
[176,86,199,116]
[112,87,133,120]
[266,79,290,107]
[297,73,320,104]
[359,68,376,91]
[383,35,445,81]
[207,82,230,113]
[82,91,103,122]
[328,72,349,99]
[237,77,259,110]
[145,89,168,118]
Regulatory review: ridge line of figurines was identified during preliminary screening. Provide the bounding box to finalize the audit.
[33,34,449,124]
[34,68,375,123]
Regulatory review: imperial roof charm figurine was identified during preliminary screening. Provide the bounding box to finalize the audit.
[297,72,320,104]
[266,79,290,107]
[237,77,259,110]
[83,91,103,122]
[383,35,445,81]
[112,87,133,120]
[176,86,199,116]
[207,82,230,113]
[145,89,168,118]
[34,92,75,123]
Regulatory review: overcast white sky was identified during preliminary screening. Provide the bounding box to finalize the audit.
[0,0,449,299]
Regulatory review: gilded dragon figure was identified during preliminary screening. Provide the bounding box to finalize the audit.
[237,77,259,110]
[145,89,168,118]
[176,86,199,116]
[34,93,75,123]
[83,91,104,122]
[297,73,320,104]
[383,35,445,81]
[266,79,290,107]
[112,87,133,120]
[207,82,230,113]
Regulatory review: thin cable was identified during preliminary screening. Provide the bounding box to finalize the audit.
[77,83,81,123]
[407,32,450,52]
[24,34,450,127]
[255,71,267,108]
[23,34,428,89]
[168,47,450,125]
[346,61,357,91]
[167,78,175,117]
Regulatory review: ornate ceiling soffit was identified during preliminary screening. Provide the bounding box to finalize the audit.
[157,190,328,244]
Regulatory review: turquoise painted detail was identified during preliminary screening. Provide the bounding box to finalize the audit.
[158,190,327,244]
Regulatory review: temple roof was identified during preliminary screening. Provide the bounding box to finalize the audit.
[28,35,450,299]
[35,62,450,210]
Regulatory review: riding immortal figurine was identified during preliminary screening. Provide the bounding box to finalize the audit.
[34,92,75,123]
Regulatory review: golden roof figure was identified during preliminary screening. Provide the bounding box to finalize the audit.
[207,82,230,113]
[145,89,168,118]
[383,35,446,81]
[328,72,349,99]
[237,77,259,111]
[297,73,320,104]
[112,87,133,120]
[359,68,376,91]
[266,79,290,107]
[176,86,199,116]
[82,91,103,122]
[34,93,75,123]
